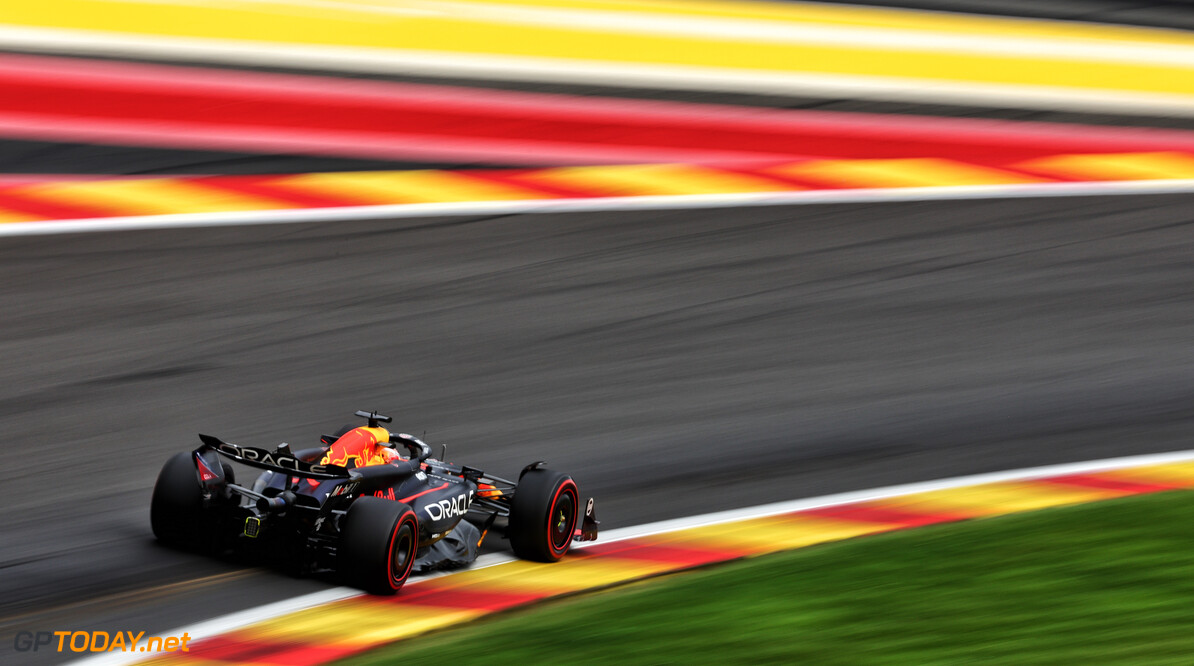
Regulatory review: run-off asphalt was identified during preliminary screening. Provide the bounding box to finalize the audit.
[1,194,1193,663]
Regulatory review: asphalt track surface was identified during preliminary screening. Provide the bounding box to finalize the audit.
[3,193,1194,662]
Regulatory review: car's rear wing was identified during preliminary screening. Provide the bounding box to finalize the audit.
[198,434,350,480]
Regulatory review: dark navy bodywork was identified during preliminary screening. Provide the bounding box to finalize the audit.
[171,413,599,582]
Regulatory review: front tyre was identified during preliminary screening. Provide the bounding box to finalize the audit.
[339,498,419,594]
[509,469,579,562]
[150,451,210,551]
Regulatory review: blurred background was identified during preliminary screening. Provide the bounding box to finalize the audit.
[2,0,1194,663]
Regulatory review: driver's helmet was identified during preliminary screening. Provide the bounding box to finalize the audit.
[320,426,399,469]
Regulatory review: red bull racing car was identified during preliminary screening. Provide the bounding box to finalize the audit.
[150,411,598,594]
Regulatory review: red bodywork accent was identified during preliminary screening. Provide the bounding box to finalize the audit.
[194,452,220,482]
[373,488,397,500]
[400,482,449,504]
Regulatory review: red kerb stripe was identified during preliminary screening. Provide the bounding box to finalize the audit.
[577,540,743,566]
[0,186,118,220]
[180,634,356,665]
[9,54,1194,166]
[1040,473,1184,494]
[196,175,373,209]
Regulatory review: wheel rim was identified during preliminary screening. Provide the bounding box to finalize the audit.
[390,520,414,583]
[550,489,577,552]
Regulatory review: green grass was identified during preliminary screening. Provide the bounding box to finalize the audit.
[338,491,1194,665]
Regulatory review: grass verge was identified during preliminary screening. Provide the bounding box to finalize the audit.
[338,490,1194,665]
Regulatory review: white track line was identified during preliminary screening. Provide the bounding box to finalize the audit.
[69,447,1194,666]
[4,179,1194,238]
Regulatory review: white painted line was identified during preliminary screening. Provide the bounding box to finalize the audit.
[4,179,1194,238]
[3,26,1194,116]
[67,447,1194,666]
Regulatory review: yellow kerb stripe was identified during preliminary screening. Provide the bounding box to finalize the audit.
[279,171,548,204]
[8,1,1194,99]
[527,163,799,196]
[410,0,1194,44]
[11,0,1194,47]
[780,158,1046,188]
[0,207,43,223]
[1017,152,1194,181]
[878,481,1119,517]
[433,557,677,593]
[647,514,889,554]
[1094,462,1194,488]
[236,602,480,646]
[20,179,289,215]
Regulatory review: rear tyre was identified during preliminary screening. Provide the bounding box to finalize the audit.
[509,469,579,562]
[150,452,211,551]
[339,497,419,594]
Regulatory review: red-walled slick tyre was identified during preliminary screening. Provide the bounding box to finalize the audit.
[509,469,579,562]
[339,497,419,594]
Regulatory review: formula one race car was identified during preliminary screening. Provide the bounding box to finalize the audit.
[150,410,598,594]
